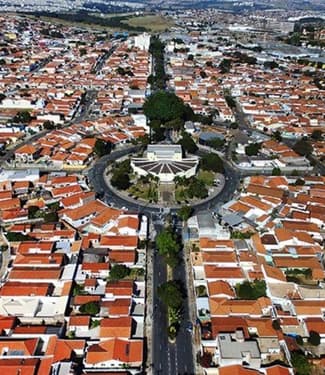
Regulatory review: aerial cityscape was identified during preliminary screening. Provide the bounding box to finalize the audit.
[0,1,324,375]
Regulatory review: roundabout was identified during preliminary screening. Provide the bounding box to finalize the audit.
[88,144,240,216]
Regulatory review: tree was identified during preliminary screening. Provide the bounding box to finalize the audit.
[5,232,32,242]
[158,281,183,310]
[291,352,312,375]
[224,94,236,109]
[311,129,323,141]
[109,264,130,280]
[201,153,224,173]
[235,280,267,300]
[295,335,303,345]
[294,178,305,186]
[272,130,282,142]
[79,301,100,315]
[0,93,5,103]
[308,330,320,346]
[28,206,40,219]
[272,319,281,330]
[219,58,232,73]
[165,118,184,131]
[43,120,55,130]
[245,143,261,156]
[272,167,281,176]
[293,139,313,156]
[288,32,301,46]
[187,178,208,199]
[200,70,207,79]
[178,132,198,154]
[156,229,180,268]
[111,171,130,190]
[13,110,32,123]
[143,91,193,126]
[206,137,225,149]
[178,205,192,221]
[79,48,87,56]
[73,283,86,296]
[94,139,111,157]
[264,60,279,70]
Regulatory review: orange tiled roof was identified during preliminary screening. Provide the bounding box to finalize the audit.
[86,338,143,364]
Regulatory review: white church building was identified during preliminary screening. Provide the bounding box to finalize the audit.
[131,144,199,183]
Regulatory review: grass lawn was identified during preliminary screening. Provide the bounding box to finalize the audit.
[122,15,174,32]
[128,181,158,202]
[197,170,215,186]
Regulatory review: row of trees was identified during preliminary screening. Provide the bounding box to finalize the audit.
[158,280,184,340]
[156,228,180,268]
[148,36,167,90]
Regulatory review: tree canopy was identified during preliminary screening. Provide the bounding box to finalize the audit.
[245,143,261,156]
[79,301,100,315]
[311,129,323,141]
[94,139,111,157]
[291,352,312,375]
[235,280,267,300]
[219,58,232,73]
[13,110,32,124]
[201,153,224,173]
[178,132,198,154]
[177,205,193,221]
[156,229,180,268]
[143,91,194,126]
[111,159,131,190]
[158,280,183,310]
[308,330,320,346]
[293,139,313,156]
[109,264,130,280]
[43,120,55,130]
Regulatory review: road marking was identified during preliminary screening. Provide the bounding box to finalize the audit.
[175,344,178,374]
[167,346,171,375]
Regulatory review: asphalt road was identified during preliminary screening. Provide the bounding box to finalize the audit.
[88,147,240,375]
[151,220,195,375]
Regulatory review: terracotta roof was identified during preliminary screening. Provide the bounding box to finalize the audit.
[266,365,291,375]
[86,338,143,364]
[246,184,284,199]
[0,338,39,356]
[305,317,325,334]
[209,297,272,316]
[90,207,122,227]
[0,358,39,375]
[15,144,37,155]
[204,266,244,279]
[69,315,90,327]
[109,250,136,263]
[208,281,236,297]
[100,235,138,248]
[0,281,52,296]
[100,317,132,338]
[263,264,286,282]
[105,280,133,297]
[219,364,260,375]
[8,267,62,281]
[211,317,249,339]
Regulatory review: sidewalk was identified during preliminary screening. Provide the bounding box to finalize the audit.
[184,240,204,375]
[144,221,154,374]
